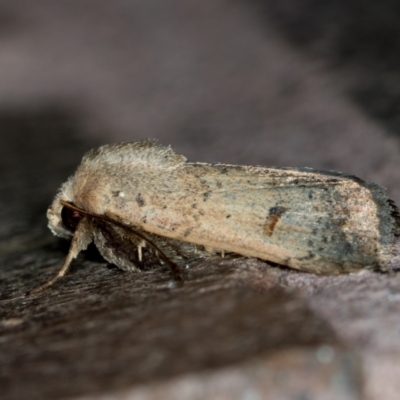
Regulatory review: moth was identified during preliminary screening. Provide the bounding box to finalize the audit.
[37,140,400,292]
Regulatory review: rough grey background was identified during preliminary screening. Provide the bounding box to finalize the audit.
[0,1,400,399]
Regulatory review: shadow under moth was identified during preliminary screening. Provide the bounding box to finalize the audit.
[36,140,400,292]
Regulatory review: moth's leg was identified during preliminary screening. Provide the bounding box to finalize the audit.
[137,240,147,262]
[28,219,92,295]
[138,244,142,262]
[91,221,184,282]
[201,245,231,259]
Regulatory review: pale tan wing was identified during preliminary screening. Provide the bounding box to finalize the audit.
[62,142,397,275]
[98,162,397,274]
[183,164,396,273]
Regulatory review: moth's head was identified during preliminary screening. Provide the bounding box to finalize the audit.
[47,179,84,239]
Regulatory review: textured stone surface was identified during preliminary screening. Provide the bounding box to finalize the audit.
[82,348,360,400]
[0,256,361,400]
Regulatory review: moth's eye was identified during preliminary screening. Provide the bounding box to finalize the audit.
[61,206,82,232]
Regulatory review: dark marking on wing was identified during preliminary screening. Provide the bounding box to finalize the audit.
[183,227,194,238]
[203,191,211,201]
[136,193,145,207]
[264,206,288,236]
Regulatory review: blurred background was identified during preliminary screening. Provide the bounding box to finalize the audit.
[1,0,400,239]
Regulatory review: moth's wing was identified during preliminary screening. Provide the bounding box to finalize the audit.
[114,163,396,274]
[76,150,397,274]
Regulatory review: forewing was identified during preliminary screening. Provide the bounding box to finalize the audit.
[130,164,395,273]
[77,158,396,274]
